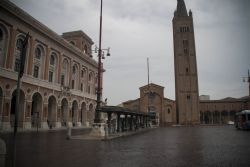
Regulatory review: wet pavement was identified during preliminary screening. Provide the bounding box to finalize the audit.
[1,126,250,167]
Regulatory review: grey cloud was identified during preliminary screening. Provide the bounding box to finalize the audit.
[10,0,250,105]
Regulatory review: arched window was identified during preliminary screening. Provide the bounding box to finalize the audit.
[73,65,77,74]
[84,45,88,54]
[33,45,44,78]
[35,47,42,59]
[61,59,69,86]
[48,52,57,82]
[70,41,75,45]
[16,38,23,51]
[50,54,55,65]
[89,73,92,82]
[71,64,78,89]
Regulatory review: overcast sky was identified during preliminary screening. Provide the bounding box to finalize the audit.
[10,0,250,105]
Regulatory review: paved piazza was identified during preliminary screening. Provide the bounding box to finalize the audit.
[1,126,250,167]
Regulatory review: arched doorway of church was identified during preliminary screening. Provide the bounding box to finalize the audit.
[81,102,86,126]
[48,96,56,128]
[61,98,68,127]
[72,100,78,126]
[10,89,25,127]
[31,92,42,128]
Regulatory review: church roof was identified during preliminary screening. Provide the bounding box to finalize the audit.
[175,0,188,17]
[139,83,164,90]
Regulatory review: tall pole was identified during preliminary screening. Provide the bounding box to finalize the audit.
[147,58,150,127]
[94,0,103,123]
[248,69,250,96]
[12,68,21,167]
[12,32,29,167]
[147,57,150,113]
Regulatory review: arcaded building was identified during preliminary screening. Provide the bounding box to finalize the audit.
[0,0,99,131]
[200,96,250,124]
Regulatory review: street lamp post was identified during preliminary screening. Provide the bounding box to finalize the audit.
[94,0,110,123]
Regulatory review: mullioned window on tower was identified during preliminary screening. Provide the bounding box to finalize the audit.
[180,26,189,33]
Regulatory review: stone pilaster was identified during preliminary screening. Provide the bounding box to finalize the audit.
[44,47,50,80]
[57,53,62,84]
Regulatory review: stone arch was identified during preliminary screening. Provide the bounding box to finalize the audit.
[70,41,75,45]
[10,89,25,128]
[0,22,9,68]
[31,92,42,128]
[72,100,78,126]
[48,95,57,128]
[61,98,68,127]
[81,102,87,126]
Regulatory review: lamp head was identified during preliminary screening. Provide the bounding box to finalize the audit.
[107,47,110,56]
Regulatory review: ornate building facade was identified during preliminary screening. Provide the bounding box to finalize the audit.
[0,0,99,131]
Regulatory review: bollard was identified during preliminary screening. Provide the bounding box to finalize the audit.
[66,126,72,140]
[0,138,6,167]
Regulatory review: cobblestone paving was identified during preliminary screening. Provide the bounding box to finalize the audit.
[1,126,250,167]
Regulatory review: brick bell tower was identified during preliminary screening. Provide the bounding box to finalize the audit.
[172,0,200,124]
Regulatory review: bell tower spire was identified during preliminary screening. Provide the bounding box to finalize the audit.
[175,0,188,17]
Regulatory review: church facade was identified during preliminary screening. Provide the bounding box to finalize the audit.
[122,83,176,126]
[0,0,99,131]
